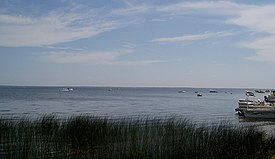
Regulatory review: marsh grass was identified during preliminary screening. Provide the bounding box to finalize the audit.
[0,115,275,159]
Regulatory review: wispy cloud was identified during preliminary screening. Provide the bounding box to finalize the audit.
[0,7,119,47]
[157,1,250,16]
[156,1,275,62]
[2,1,275,63]
[242,35,275,62]
[151,31,234,43]
[226,5,275,62]
[41,51,124,64]
[0,14,33,25]
[39,48,163,66]
[112,3,151,16]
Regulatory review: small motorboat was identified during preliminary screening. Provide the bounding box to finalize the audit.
[60,87,74,92]
[178,90,186,93]
[197,93,202,97]
[209,89,218,93]
[255,90,265,93]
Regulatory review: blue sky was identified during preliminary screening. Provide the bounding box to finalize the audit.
[1,0,275,88]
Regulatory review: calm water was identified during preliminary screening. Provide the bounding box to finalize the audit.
[0,86,274,126]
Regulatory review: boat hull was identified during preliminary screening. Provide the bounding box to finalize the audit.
[243,109,275,119]
[235,91,275,119]
[266,95,275,102]
[235,100,275,118]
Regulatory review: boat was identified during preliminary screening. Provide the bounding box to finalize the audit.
[235,91,275,118]
[209,89,218,93]
[265,90,275,102]
[255,90,265,93]
[235,101,274,116]
[241,107,275,119]
[68,88,74,91]
[197,93,202,97]
[60,87,74,92]
[178,90,186,93]
[238,99,256,107]
[237,91,255,107]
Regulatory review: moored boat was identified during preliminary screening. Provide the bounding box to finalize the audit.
[178,90,186,93]
[237,91,256,108]
[242,107,275,119]
[209,89,218,93]
[265,90,275,102]
[255,90,265,93]
[235,91,275,117]
[235,102,274,116]
[197,93,202,97]
[60,87,74,92]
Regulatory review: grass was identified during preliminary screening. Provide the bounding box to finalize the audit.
[0,115,275,159]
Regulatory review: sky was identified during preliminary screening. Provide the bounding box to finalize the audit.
[1,0,275,88]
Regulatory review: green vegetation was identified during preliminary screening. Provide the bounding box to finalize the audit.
[0,115,275,159]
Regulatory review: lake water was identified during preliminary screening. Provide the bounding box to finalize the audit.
[0,86,274,129]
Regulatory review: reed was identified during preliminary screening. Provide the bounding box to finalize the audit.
[0,115,274,159]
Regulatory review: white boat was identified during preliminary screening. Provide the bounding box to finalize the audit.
[178,90,186,93]
[235,91,275,117]
[209,89,218,93]
[235,101,274,116]
[255,90,265,93]
[237,91,256,107]
[60,87,74,92]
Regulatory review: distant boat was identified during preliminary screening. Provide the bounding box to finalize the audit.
[178,90,186,93]
[60,87,73,92]
[209,89,218,93]
[245,91,254,97]
[68,88,73,91]
[255,90,265,93]
[197,93,202,97]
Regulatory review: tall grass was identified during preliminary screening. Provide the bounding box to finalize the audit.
[0,115,274,159]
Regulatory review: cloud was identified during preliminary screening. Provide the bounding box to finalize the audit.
[242,35,275,62]
[151,31,234,43]
[0,8,119,47]
[156,1,275,62]
[39,49,163,66]
[157,1,250,16]
[226,5,275,62]
[0,14,33,25]
[41,51,122,64]
[112,3,151,16]
[0,2,153,47]
[2,1,275,62]
[227,5,275,34]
